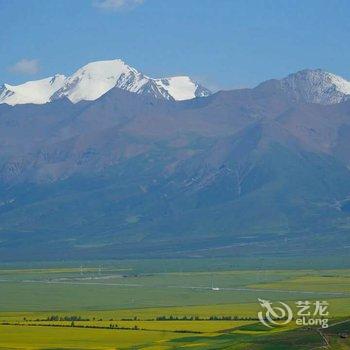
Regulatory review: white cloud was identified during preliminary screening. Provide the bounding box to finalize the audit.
[8,59,40,75]
[94,0,144,11]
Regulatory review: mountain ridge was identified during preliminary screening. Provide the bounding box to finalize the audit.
[0,59,211,105]
[257,68,350,105]
[0,68,350,260]
[2,62,350,107]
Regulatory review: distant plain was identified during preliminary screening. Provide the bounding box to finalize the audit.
[0,257,350,349]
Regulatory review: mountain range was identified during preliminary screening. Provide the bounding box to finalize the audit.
[0,59,210,105]
[0,60,350,261]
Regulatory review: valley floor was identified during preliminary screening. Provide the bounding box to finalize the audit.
[0,258,349,349]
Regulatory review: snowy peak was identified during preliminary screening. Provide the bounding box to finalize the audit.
[51,59,143,103]
[279,69,350,105]
[0,74,66,106]
[155,76,211,101]
[0,59,211,106]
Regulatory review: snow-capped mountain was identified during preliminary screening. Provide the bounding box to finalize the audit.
[3,63,349,107]
[0,59,211,106]
[0,74,66,105]
[278,69,350,105]
[154,76,211,101]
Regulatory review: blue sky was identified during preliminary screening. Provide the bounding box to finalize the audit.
[1,0,350,90]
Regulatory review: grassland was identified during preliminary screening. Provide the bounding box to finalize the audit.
[0,259,349,349]
[1,317,349,349]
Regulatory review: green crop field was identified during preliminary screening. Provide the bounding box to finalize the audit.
[0,258,349,349]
